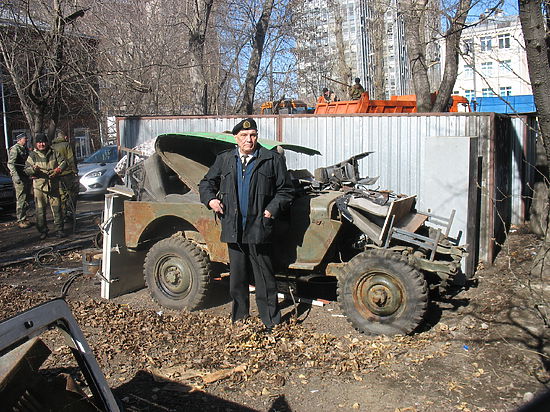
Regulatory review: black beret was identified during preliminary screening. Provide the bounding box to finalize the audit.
[35,133,47,143]
[232,118,257,135]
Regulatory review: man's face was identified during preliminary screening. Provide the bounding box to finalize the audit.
[18,137,27,146]
[235,129,258,155]
[36,141,47,151]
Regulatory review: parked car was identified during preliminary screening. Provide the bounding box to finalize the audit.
[78,145,121,196]
[0,174,15,212]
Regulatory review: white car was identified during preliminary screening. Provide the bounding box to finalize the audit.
[78,146,121,196]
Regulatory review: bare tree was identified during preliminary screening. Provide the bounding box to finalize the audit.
[237,0,275,114]
[518,0,550,269]
[0,0,91,138]
[402,0,472,112]
[327,0,352,99]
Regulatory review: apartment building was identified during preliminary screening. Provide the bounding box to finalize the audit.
[295,0,428,102]
[447,12,531,106]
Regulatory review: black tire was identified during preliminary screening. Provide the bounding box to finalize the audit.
[338,250,428,336]
[144,237,211,311]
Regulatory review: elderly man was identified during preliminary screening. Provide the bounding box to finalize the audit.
[25,133,67,240]
[199,118,294,332]
[51,129,78,223]
[7,133,32,228]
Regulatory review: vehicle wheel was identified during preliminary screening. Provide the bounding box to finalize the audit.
[144,237,211,311]
[338,250,427,336]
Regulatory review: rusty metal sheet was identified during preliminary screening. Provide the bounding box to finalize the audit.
[123,200,228,263]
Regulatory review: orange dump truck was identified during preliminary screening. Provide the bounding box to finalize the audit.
[314,92,470,114]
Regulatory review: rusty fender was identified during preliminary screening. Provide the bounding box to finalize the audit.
[123,200,228,263]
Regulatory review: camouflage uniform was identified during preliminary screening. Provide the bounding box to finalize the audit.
[51,135,78,221]
[7,141,31,224]
[24,147,66,235]
[349,83,365,100]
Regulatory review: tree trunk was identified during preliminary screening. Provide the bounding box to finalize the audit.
[403,0,432,112]
[432,0,471,112]
[519,0,550,273]
[188,0,214,115]
[237,0,275,115]
[328,0,352,99]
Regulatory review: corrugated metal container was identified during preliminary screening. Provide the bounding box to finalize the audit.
[116,112,537,275]
[118,115,278,149]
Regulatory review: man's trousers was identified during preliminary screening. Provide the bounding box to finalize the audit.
[32,178,63,234]
[228,243,281,328]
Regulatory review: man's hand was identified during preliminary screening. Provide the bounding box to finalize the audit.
[263,209,272,219]
[209,198,224,215]
[48,167,62,178]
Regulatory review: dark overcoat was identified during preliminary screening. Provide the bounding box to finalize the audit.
[199,144,294,244]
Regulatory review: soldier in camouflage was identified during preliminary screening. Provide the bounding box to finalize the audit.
[7,133,32,228]
[51,129,78,223]
[24,133,67,240]
[348,77,365,100]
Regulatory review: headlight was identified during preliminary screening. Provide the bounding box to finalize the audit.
[86,170,106,178]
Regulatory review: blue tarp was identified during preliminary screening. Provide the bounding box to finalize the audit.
[471,95,536,114]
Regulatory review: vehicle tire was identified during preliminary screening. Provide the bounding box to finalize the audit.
[144,237,211,311]
[338,250,427,336]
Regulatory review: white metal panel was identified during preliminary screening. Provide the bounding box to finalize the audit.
[281,114,490,197]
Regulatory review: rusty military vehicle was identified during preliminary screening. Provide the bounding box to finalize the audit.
[111,132,466,336]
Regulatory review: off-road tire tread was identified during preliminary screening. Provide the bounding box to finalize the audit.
[144,237,211,311]
[337,249,428,336]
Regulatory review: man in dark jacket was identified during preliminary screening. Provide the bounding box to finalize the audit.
[199,118,294,332]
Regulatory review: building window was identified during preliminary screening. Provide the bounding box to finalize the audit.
[500,86,512,96]
[464,64,473,78]
[463,39,474,54]
[480,36,492,51]
[498,33,511,49]
[482,88,496,97]
[481,62,493,77]
[499,59,512,72]
[465,90,475,101]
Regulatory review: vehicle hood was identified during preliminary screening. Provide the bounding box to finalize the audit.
[78,162,114,176]
[155,132,321,192]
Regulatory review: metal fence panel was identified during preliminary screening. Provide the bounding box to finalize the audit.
[118,116,278,149]
[115,113,537,268]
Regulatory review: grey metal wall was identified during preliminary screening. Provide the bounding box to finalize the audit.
[116,113,537,269]
[280,114,490,197]
[118,116,278,149]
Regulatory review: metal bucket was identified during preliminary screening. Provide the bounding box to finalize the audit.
[82,248,102,277]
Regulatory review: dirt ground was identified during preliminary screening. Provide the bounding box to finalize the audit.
[0,199,549,412]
